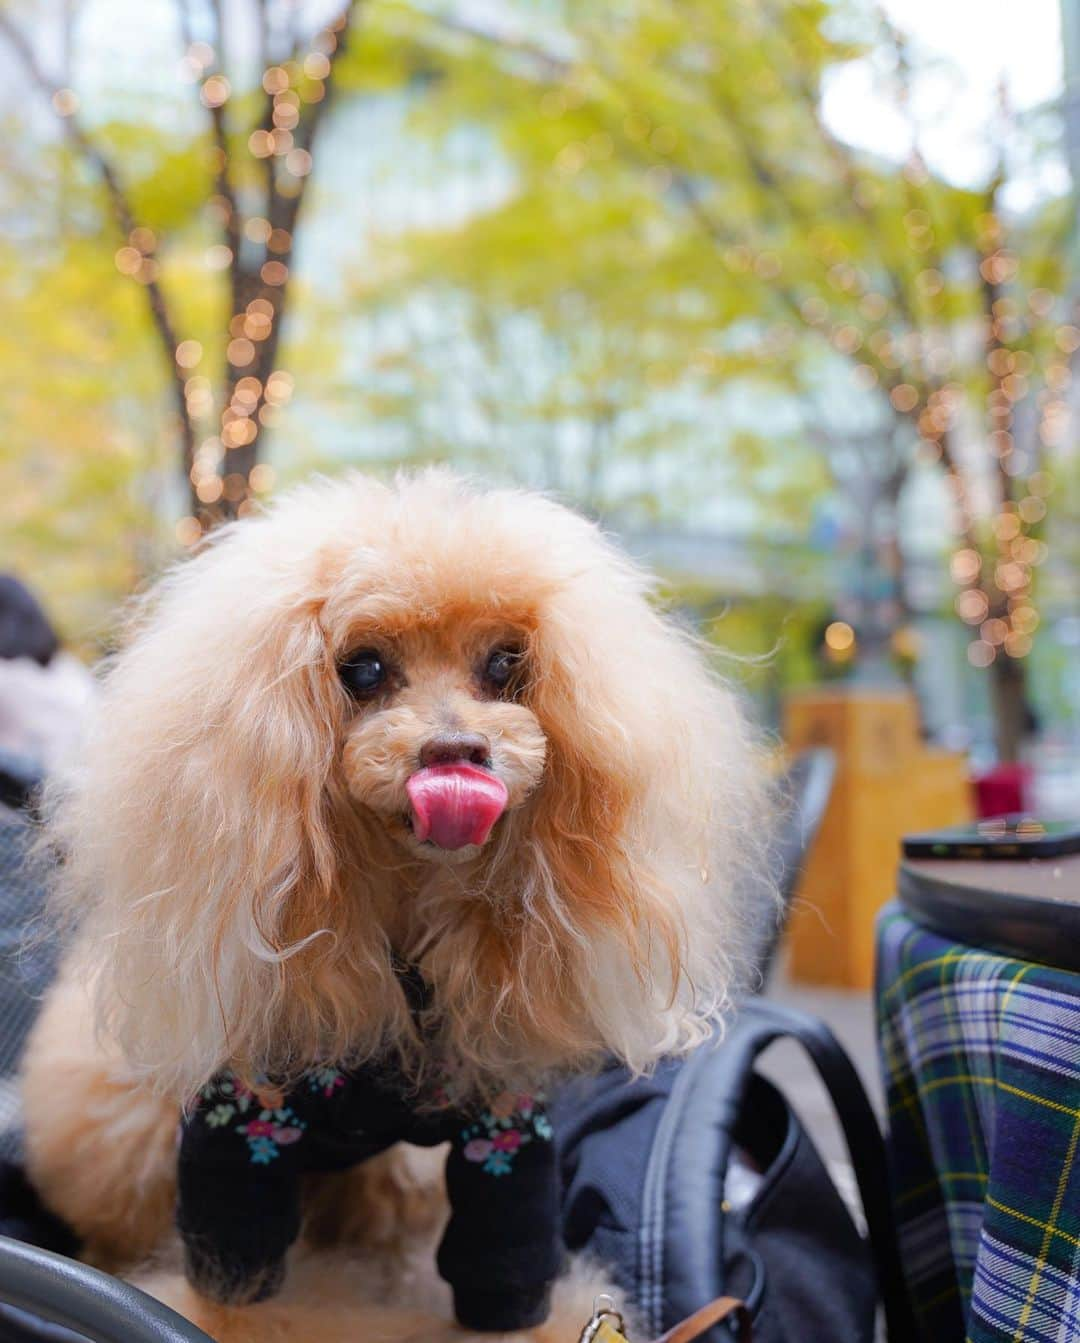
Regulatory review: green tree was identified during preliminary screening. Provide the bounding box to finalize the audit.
[0,0,355,530]
[354,0,1073,759]
[0,230,173,642]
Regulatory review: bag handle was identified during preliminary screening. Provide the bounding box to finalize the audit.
[652,1296,752,1343]
[733,1000,916,1343]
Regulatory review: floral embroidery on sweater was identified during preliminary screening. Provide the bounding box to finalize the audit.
[196,1074,307,1164]
[308,1066,346,1098]
[196,1073,550,1172]
[459,1091,552,1176]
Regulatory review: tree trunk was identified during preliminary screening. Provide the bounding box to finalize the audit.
[979,204,1032,767]
[988,651,1028,764]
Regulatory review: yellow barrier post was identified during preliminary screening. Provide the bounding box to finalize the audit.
[782,688,973,989]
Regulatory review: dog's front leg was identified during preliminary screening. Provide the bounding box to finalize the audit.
[177,1074,305,1310]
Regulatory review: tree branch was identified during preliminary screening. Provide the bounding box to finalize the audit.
[0,9,196,484]
[216,2,358,506]
[203,0,243,314]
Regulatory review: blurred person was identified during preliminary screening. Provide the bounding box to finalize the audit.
[0,576,94,780]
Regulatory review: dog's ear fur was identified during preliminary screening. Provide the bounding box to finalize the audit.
[510,516,772,1070]
[44,509,401,1098]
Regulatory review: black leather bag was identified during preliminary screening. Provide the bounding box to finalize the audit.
[553,999,915,1343]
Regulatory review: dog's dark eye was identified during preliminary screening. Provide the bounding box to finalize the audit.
[339,649,386,698]
[483,646,522,695]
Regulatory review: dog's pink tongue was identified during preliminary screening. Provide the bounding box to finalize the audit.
[406,764,509,851]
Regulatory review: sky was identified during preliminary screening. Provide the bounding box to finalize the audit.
[823,0,1066,208]
[14,0,1068,206]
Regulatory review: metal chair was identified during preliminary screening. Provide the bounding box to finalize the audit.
[0,1236,212,1343]
[753,746,837,988]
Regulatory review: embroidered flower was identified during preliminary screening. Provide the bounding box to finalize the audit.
[308,1067,345,1099]
[248,1136,279,1165]
[458,1090,552,1175]
[235,1105,307,1164]
[198,1073,254,1115]
[205,1103,236,1128]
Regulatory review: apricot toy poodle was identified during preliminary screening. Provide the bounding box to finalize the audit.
[21,471,771,1343]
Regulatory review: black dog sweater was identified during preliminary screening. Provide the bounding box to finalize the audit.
[177,1013,561,1331]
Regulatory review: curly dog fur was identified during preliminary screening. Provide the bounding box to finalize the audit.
[22,471,772,1341]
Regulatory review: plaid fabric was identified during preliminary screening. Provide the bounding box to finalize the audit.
[877,901,1080,1343]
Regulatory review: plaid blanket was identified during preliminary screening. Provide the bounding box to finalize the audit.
[877,902,1080,1343]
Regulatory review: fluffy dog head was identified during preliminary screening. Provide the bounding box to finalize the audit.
[49,472,773,1099]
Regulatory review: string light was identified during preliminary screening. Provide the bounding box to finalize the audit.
[260,260,288,285]
[824,621,855,652]
[166,24,332,523]
[51,88,79,116]
[265,371,294,404]
[175,340,202,369]
[200,75,231,108]
[950,549,981,584]
[1054,325,1080,353]
[196,476,224,504]
[187,42,214,70]
[244,216,272,243]
[184,378,212,418]
[243,309,272,339]
[114,246,141,275]
[226,337,255,367]
[955,589,989,623]
[176,516,203,546]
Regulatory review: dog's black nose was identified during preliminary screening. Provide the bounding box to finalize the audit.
[419,732,492,768]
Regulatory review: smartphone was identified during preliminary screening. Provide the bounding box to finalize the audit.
[903,816,1080,861]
